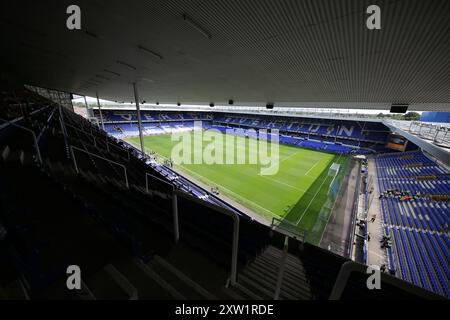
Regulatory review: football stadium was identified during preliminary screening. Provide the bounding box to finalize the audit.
[0,0,449,306]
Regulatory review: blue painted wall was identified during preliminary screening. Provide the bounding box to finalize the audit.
[420,112,450,123]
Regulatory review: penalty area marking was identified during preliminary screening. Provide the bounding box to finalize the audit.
[304,161,320,176]
[295,173,330,226]
[258,174,307,193]
[174,162,282,219]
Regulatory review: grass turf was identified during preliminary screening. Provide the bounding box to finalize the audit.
[127,132,349,244]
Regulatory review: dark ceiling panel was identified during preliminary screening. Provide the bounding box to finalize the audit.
[1,0,449,109]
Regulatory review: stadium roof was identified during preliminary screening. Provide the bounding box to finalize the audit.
[2,0,449,110]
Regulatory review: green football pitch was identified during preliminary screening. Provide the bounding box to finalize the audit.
[127,132,349,244]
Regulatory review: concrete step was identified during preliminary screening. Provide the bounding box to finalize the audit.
[84,265,133,299]
[3,277,30,300]
[238,273,275,300]
[104,258,176,299]
[133,258,185,299]
[255,255,308,283]
[153,255,217,300]
[146,255,212,299]
[248,260,311,299]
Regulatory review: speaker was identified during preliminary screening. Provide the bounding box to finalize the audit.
[228,99,234,105]
[209,103,214,107]
[266,103,274,109]
[390,104,409,113]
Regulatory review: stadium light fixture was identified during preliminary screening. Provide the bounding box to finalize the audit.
[95,74,110,81]
[116,60,137,70]
[103,69,121,76]
[182,14,212,39]
[138,45,163,60]
[83,29,99,39]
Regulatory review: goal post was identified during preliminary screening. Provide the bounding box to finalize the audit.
[328,163,341,197]
[329,162,340,177]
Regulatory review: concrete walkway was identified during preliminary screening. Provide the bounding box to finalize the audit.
[320,159,359,256]
[366,158,387,267]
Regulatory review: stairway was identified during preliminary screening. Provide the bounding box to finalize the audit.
[225,245,314,300]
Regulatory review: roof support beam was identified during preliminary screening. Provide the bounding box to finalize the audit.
[96,92,105,131]
[133,82,145,155]
[83,95,90,118]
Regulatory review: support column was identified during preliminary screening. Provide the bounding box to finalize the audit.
[83,96,90,119]
[57,103,70,158]
[133,82,145,155]
[96,92,105,131]
[172,190,179,244]
[419,124,424,136]
[433,128,440,142]
[442,130,448,145]
[57,91,64,109]
[230,215,239,286]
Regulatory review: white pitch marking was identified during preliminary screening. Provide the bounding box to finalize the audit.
[304,161,320,176]
[259,174,307,193]
[177,163,281,218]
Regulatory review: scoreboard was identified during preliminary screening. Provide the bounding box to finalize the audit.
[386,133,409,151]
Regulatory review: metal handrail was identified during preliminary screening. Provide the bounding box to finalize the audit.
[145,172,174,193]
[70,145,129,188]
[0,118,42,165]
[128,141,241,285]
[175,191,240,286]
[274,236,289,300]
[36,108,56,143]
[107,140,130,160]
[65,122,131,159]
[0,106,49,130]
[145,172,179,244]
[271,217,306,243]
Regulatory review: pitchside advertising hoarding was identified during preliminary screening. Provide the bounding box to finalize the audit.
[386,133,408,151]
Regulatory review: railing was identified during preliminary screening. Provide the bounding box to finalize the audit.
[0,118,42,165]
[125,140,242,286]
[91,104,392,120]
[0,106,49,130]
[348,160,362,259]
[145,172,173,193]
[69,145,129,188]
[107,140,131,160]
[65,122,96,145]
[177,192,241,287]
[270,217,306,243]
[274,236,289,300]
[329,260,442,300]
[65,122,131,160]
[145,172,179,244]
[385,119,450,147]
[36,107,56,144]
